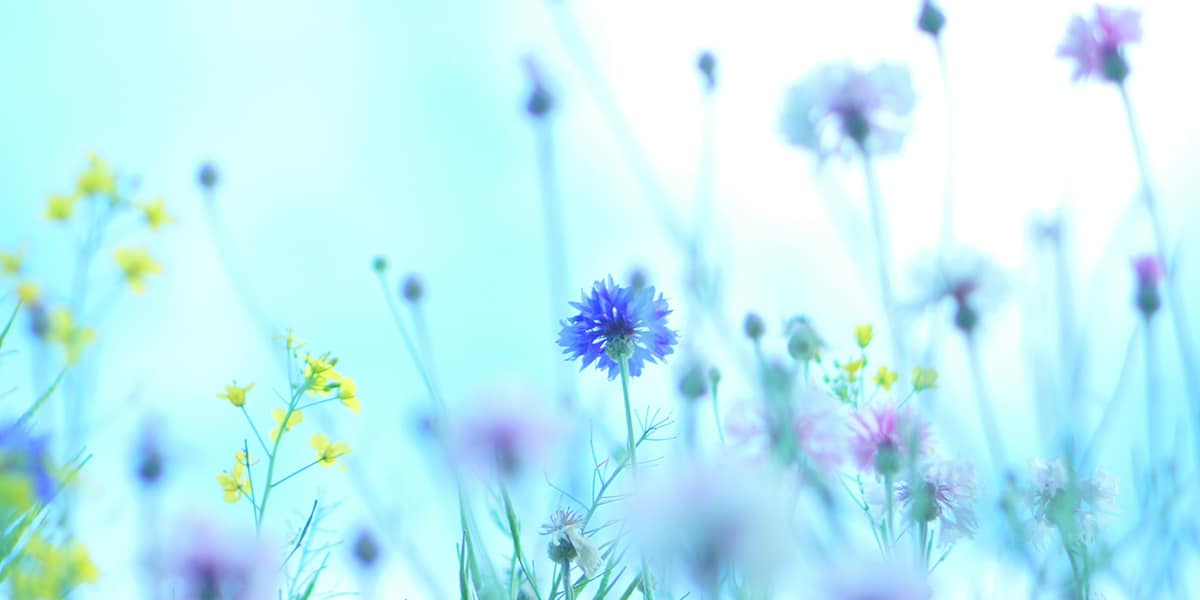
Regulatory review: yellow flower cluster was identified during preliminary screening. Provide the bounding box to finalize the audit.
[113,247,163,294]
[217,382,254,408]
[9,536,98,599]
[216,453,252,503]
[47,308,96,365]
[303,353,361,414]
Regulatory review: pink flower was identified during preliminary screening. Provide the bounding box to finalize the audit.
[896,459,979,546]
[1058,5,1142,82]
[849,403,929,475]
[442,386,566,479]
[780,61,915,159]
[727,385,846,471]
[1132,253,1165,285]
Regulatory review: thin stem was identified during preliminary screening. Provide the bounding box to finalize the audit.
[500,484,543,600]
[270,460,321,489]
[241,406,271,457]
[374,272,444,410]
[1144,316,1159,482]
[241,440,259,523]
[859,150,906,373]
[1118,83,1200,460]
[533,119,575,407]
[883,474,895,554]
[965,333,1008,473]
[255,383,307,533]
[562,560,574,600]
[709,381,725,445]
[933,37,956,252]
[618,358,637,473]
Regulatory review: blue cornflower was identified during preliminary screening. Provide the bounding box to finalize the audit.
[0,422,55,504]
[558,276,678,379]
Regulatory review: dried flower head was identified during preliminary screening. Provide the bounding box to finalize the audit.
[540,508,601,576]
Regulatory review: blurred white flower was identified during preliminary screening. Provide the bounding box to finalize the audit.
[896,459,980,547]
[1026,457,1119,545]
[440,383,567,480]
[726,384,848,472]
[908,247,1009,333]
[780,61,916,160]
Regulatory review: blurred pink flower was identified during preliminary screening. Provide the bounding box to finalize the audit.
[849,403,929,475]
[726,385,847,471]
[1058,5,1142,82]
[1132,253,1165,285]
[166,518,275,600]
[443,388,566,479]
[780,61,915,159]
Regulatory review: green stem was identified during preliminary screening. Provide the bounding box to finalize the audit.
[374,272,444,410]
[618,358,637,473]
[709,380,725,445]
[271,460,321,489]
[501,484,542,600]
[562,560,574,600]
[859,149,906,373]
[884,474,895,554]
[255,383,307,533]
[241,405,270,457]
[1144,316,1159,480]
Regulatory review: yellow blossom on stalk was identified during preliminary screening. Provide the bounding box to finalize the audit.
[17,281,42,305]
[855,324,873,349]
[913,366,939,391]
[48,308,95,364]
[76,153,117,197]
[0,249,22,276]
[114,247,162,293]
[311,433,351,466]
[216,459,251,503]
[842,358,865,382]
[45,194,80,222]
[269,408,304,442]
[332,373,361,414]
[135,197,173,231]
[873,366,898,391]
[217,382,254,407]
[302,353,338,394]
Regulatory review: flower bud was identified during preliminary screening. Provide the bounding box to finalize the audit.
[917,1,946,37]
[678,363,709,401]
[401,274,424,303]
[353,528,381,569]
[1102,50,1130,84]
[743,313,765,340]
[196,161,219,193]
[696,50,717,91]
[371,256,388,273]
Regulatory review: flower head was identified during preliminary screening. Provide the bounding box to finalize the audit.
[216,457,251,503]
[727,385,847,471]
[16,281,42,305]
[1026,457,1118,545]
[850,403,929,475]
[896,459,978,546]
[76,154,118,198]
[780,61,915,159]
[311,433,351,466]
[1132,253,1166,317]
[855,323,874,349]
[167,518,275,600]
[785,316,824,362]
[442,386,565,479]
[910,247,1008,333]
[558,276,678,379]
[114,247,163,294]
[872,366,899,391]
[269,408,304,442]
[0,422,56,505]
[47,308,95,364]
[332,373,361,414]
[136,198,174,231]
[1058,5,1141,83]
[217,383,254,408]
[540,508,602,576]
[45,194,80,222]
[0,249,23,276]
[912,366,938,392]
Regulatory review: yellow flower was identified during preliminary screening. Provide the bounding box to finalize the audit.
[333,374,361,414]
[913,366,939,392]
[66,544,99,585]
[842,358,865,382]
[45,194,80,221]
[855,324,873,349]
[217,382,254,407]
[873,366,899,391]
[47,308,96,364]
[114,247,163,293]
[0,249,23,276]
[303,353,338,394]
[16,281,41,305]
[216,459,251,503]
[76,153,117,197]
[135,197,173,231]
[269,408,304,442]
[311,433,351,466]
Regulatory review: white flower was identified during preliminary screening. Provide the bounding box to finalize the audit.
[1026,457,1119,545]
[540,509,602,577]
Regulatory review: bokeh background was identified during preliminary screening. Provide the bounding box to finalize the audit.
[2,0,1199,596]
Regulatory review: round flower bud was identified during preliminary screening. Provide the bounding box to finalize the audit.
[1102,50,1130,84]
[547,536,577,564]
[953,301,978,334]
[372,256,388,273]
[696,50,717,91]
[1137,281,1161,318]
[137,445,163,486]
[743,313,765,340]
[678,363,709,401]
[917,1,946,37]
[526,84,554,119]
[707,366,722,386]
[629,268,648,290]
[353,529,381,569]
[401,274,424,303]
[196,161,219,192]
[874,442,902,477]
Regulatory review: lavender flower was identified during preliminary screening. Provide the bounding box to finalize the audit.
[780,61,916,159]
[0,422,55,504]
[1058,5,1142,83]
[909,247,1008,333]
[1132,253,1165,317]
[896,459,979,547]
[558,276,678,379]
[167,518,275,600]
[443,388,565,479]
[849,403,929,476]
[1026,458,1118,546]
[727,385,847,471]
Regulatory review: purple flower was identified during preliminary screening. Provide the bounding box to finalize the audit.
[727,385,847,471]
[849,403,929,475]
[780,61,915,159]
[895,459,979,547]
[167,518,275,600]
[1058,5,1142,83]
[1132,253,1165,285]
[558,276,678,379]
[443,386,566,479]
[0,422,55,504]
